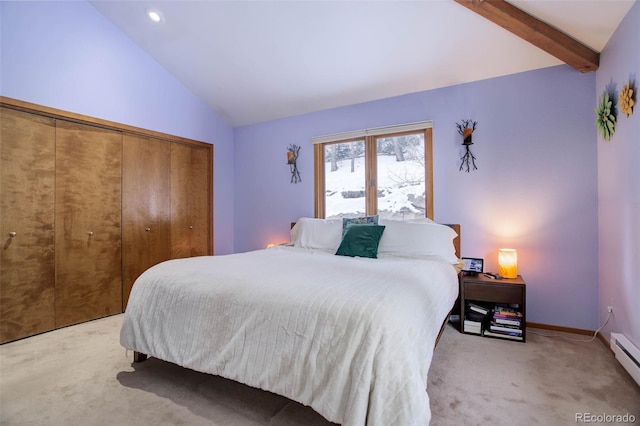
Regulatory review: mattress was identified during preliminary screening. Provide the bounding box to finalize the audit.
[120,245,459,425]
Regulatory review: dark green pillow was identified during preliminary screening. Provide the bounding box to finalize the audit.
[335,224,386,258]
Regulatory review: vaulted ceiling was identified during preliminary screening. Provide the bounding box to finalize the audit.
[90,0,635,127]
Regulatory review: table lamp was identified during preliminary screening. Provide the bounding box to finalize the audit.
[498,248,518,279]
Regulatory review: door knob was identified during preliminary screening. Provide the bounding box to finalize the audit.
[9,231,16,238]
[87,231,94,236]
[145,228,151,232]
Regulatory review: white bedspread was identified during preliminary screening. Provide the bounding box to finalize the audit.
[120,246,458,426]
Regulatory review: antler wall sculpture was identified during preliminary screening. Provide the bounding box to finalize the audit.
[456,119,478,172]
[287,144,301,184]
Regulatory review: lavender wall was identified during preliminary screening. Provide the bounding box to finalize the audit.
[1,1,608,330]
[596,2,640,347]
[235,65,599,330]
[0,1,235,255]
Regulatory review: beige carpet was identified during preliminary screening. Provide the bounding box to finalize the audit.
[1,314,638,425]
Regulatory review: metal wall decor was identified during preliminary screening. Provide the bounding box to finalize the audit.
[287,144,301,183]
[595,90,616,141]
[619,81,635,118]
[456,119,478,172]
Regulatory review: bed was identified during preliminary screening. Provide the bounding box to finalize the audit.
[120,218,461,425]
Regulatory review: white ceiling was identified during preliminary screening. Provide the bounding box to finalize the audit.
[90,0,635,127]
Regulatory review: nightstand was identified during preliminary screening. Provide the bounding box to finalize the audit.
[460,273,527,342]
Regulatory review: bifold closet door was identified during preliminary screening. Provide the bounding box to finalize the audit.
[55,120,122,328]
[170,143,212,258]
[122,134,171,308]
[0,108,56,343]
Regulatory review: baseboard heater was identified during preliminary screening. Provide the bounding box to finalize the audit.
[610,333,640,386]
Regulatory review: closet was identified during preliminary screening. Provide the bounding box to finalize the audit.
[54,121,123,328]
[122,134,171,307]
[0,98,213,343]
[0,108,56,343]
[170,143,211,259]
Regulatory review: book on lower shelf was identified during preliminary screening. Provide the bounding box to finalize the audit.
[485,303,524,341]
[489,323,522,335]
[467,302,491,316]
[493,304,523,317]
[464,302,491,334]
[494,316,522,327]
[483,330,523,341]
[463,319,482,335]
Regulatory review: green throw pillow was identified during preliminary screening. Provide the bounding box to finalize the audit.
[335,224,386,259]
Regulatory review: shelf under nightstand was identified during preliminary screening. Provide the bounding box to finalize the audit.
[459,274,526,342]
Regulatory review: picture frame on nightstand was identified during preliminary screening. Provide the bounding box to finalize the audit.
[460,257,484,275]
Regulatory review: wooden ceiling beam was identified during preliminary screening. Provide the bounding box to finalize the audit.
[454,0,599,72]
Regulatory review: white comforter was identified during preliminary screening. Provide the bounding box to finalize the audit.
[120,246,458,426]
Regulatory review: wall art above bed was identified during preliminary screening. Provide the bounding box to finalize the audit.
[456,119,478,172]
[287,144,301,183]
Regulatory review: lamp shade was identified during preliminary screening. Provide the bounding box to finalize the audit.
[498,249,518,279]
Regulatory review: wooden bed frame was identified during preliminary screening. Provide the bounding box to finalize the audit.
[435,224,460,346]
[133,222,460,361]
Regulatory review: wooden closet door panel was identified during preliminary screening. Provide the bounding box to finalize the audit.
[55,120,122,327]
[122,134,171,308]
[170,143,212,259]
[189,146,211,257]
[0,108,56,343]
[170,143,192,259]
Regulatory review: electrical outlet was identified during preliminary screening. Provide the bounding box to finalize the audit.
[607,305,614,313]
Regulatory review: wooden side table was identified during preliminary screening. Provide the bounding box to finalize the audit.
[460,273,527,342]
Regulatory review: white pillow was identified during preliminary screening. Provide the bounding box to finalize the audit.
[378,219,458,263]
[293,217,343,251]
[407,217,434,224]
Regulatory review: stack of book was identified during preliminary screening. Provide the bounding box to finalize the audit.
[484,304,523,341]
[464,302,490,335]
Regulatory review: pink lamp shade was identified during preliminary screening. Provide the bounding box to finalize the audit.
[498,248,518,279]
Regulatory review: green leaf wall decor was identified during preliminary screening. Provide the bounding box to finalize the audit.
[595,91,616,141]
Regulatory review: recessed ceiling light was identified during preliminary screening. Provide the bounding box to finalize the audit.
[147,8,163,23]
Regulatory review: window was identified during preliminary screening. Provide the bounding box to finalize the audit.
[313,122,433,220]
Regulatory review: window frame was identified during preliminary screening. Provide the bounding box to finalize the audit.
[314,126,433,220]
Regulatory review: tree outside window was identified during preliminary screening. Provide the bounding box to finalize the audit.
[314,127,433,220]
